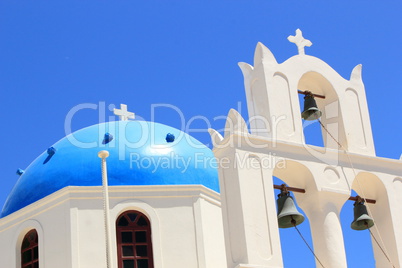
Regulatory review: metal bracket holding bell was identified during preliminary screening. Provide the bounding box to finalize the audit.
[274,184,376,230]
[273,184,376,204]
[298,90,326,99]
[273,184,306,193]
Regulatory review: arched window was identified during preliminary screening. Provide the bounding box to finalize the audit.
[116,211,154,268]
[21,229,39,268]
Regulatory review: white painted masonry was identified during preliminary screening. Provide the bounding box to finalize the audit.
[0,185,227,268]
[209,30,402,268]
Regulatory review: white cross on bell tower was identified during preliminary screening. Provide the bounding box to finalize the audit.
[287,28,312,55]
[113,104,135,121]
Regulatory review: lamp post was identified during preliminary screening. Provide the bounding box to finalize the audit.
[98,150,113,268]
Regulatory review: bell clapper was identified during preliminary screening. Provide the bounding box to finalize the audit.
[291,217,297,227]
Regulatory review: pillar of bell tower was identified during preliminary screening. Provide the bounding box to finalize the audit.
[209,109,284,268]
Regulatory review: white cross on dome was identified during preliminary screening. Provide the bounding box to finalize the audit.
[113,104,135,121]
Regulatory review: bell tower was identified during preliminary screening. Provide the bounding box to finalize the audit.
[209,29,402,268]
[238,29,375,156]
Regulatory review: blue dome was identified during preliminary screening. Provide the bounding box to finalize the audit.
[1,121,219,218]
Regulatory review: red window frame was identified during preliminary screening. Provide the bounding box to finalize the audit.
[116,211,154,268]
[21,229,39,268]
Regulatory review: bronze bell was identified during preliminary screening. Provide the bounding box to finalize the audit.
[351,197,374,231]
[277,189,305,228]
[301,92,322,120]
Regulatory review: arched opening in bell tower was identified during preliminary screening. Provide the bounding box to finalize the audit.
[340,188,375,267]
[273,176,314,267]
[340,172,395,268]
[298,93,323,147]
[297,72,347,150]
[273,161,316,267]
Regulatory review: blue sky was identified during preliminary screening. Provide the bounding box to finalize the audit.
[1,1,401,267]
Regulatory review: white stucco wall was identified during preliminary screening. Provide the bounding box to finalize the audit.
[0,192,74,268]
[0,185,227,268]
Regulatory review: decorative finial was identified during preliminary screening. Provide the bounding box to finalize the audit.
[166,133,175,143]
[98,150,110,158]
[288,29,312,55]
[47,147,56,155]
[102,133,114,144]
[16,168,25,176]
[113,104,135,121]
[43,147,56,164]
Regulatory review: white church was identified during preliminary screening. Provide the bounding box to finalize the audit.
[0,30,401,268]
